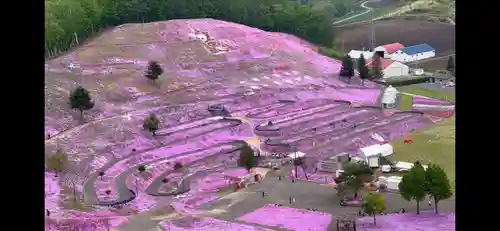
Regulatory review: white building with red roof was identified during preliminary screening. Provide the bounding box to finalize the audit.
[367,58,409,78]
[374,43,405,56]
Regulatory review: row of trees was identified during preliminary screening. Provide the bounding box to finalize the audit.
[333,160,452,225]
[399,161,453,214]
[45,0,336,57]
[339,53,385,84]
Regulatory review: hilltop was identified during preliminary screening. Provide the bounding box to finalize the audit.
[45,18,381,136]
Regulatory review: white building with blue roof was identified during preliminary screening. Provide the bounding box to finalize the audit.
[390,43,435,63]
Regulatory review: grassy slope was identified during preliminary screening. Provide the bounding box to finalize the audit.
[389,87,455,186]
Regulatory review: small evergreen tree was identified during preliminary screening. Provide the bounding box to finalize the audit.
[399,161,427,214]
[340,54,355,82]
[358,54,370,85]
[362,192,386,225]
[446,56,455,74]
[142,114,160,136]
[425,164,453,214]
[370,55,384,79]
[69,86,94,121]
[237,144,257,172]
[173,162,183,170]
[145,61,163,84]
[46,149,69,177]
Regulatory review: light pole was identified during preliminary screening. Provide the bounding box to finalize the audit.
[294,146,298,178]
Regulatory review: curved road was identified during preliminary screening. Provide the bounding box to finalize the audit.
[333,0,375,25]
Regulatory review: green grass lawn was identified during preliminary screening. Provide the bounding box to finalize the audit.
[397,87,455,102]
[399,94,413,110]
[390,88,455,187]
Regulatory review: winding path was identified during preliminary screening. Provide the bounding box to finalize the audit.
[333,0,375,25]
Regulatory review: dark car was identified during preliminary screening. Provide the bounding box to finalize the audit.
[208,104,231,116]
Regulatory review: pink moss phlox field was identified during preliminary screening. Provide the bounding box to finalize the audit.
[45,172,62,217]
[160,216,274,231]
[223,168,248,179]
[190,173,230,193]
[45,214,128,231]
[237,204,332,231]
[357,212,455,231]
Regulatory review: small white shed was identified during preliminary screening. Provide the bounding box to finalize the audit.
[395,161,428,172]
[387,176,403,190]
[381,85,398,109]
[360,144,394,167]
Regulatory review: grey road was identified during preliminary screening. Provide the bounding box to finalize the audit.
[200,166,454,230]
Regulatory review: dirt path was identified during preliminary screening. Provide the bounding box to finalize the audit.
[333,0,375,25]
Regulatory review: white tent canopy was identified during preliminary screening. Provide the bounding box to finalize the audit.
[381,85,398,104]
[360,144,393,158]
[287,151,306,159]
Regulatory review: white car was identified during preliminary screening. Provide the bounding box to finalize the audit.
[446,81,455,87]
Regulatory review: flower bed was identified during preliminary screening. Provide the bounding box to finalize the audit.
[159,216,273,231]
[357,212,455,231]
[45,172,62,216]
[94,143,234,200]
[45,215,128,231]
[191,173,230,193]
[237,204,332,231]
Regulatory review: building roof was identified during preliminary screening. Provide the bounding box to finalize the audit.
[382,43,405,54]
[348,50,374,59]
[399,43,434,55]
[366,58,395,70]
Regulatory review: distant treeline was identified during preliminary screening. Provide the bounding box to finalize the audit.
[45,0,336,57]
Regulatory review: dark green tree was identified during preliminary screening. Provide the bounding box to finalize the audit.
[338,161,373,198]
[45,149,69,177]
[174,162,184,170]
[398,161,427,214]
[340,54,354,82]
[425,164,453,214]
[362,192,386,225]
[446,56,455,73]
[142,113,160,136]
[237,144,257,172]
[370,54,384,79]
[145,61,163,84]
[69,86,95,121]
[137,165,146,173]
[358,54,370,85]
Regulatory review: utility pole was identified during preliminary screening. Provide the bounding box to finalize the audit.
[369,15,376,51]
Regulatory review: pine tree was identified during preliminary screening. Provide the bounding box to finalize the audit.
[340,54,355,82]
[237,144,257,172]
[425,164,453,214]
[69,86,95,121]
[358,54,370,85]
[145,61,164,84]
[142,113,160,136]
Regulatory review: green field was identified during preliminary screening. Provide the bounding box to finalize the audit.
[398,87,455,102]
[399,94,413,110]
[390,88,455,187]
